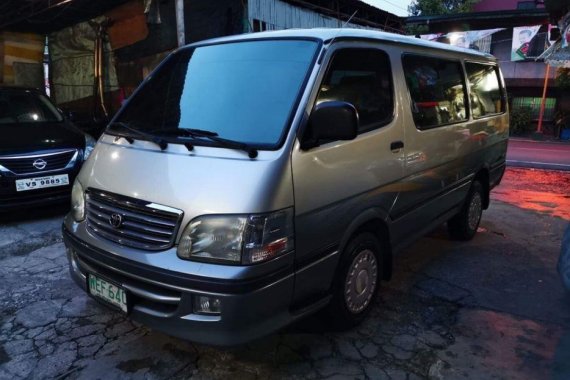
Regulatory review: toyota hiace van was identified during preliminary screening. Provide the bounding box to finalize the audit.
[63,29,508,345]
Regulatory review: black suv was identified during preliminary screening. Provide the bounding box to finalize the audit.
[0,87,95,211]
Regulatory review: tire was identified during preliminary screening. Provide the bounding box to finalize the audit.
[447,181,484,241]
[325,232,383,329]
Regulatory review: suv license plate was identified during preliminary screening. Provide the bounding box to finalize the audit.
[88,274,128,313]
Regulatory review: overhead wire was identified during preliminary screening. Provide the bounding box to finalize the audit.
[376,0,410,13]
[26,2,73,24]
[0,0,74,30]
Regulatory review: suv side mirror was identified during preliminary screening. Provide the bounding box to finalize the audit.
[302,101,358,150]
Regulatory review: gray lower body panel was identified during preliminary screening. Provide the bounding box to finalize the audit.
[63,226,321,346]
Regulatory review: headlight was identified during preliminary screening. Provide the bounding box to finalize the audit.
[84,134,96,160]
[71,180,85,222]
[177,208,294,265]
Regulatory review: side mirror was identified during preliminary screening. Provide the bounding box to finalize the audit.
[302,101,358,150]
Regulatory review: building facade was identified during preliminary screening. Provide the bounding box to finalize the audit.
[0,0,402,128]
[475,0,560,128]
[407,0,564,134]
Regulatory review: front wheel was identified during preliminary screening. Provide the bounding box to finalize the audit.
[325,232,383,329]
[447,181,484,241]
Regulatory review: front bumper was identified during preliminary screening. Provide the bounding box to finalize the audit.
[62,225,297,346]
[0,169,79,211]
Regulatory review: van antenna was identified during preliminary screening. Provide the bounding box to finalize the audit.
[342,10,358,28]
[326,10,358,46]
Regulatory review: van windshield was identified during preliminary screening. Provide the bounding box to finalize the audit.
[110,39,319,149]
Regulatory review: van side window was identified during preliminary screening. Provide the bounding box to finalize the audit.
[402,55,468,129]
[465,62,504,118]
[317,48,393,133]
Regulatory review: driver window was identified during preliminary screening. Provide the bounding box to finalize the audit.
[316,48,394,133]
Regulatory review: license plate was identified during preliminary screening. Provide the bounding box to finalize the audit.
[15,174,69,192]
[88,274,128,313]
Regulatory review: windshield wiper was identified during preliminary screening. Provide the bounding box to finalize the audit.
[151,127,258,158]
[181,128,218,137]
[200,134,258,158]
[108,122,168,151]
[150,128,215,139]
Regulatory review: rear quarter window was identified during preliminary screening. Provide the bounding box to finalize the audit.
[465,62,504,118]
[402,54,468,129]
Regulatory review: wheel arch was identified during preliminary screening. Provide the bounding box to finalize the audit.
[337,209,393,281]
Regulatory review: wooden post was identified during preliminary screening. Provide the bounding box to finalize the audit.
[537,63,551,134]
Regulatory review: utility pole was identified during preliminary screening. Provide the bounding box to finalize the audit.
[175,0,185,47]
[536,63,551,135]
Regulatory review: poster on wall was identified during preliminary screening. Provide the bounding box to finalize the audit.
[420,33,441,42]
[448,32,469,48]
[420,28,503,53]
[511,25,541,61]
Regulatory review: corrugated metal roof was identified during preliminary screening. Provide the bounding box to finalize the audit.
[281,0,402,32]
[0,0,130,34]
[405,9,550,33]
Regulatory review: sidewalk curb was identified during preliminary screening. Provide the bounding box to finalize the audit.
[507,160,570,171]
[509,137,570,145]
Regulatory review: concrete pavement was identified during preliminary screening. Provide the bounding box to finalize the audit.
[507,139,570,171]
[0,169,569,379]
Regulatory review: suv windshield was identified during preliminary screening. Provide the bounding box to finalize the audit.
[110,39,319,148]
[0,89,63,124]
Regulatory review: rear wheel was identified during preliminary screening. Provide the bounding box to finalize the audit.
[325,232,382,328]
[447,181,484,240]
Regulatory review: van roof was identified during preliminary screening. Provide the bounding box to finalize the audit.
[187,28,496,61]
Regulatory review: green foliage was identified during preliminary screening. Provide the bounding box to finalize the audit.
[556,68,570,90]
[408,0,480,16]
[510,107,534,135]
[405,24,428,36]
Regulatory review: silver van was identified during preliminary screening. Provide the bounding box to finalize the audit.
[63,29,508,345]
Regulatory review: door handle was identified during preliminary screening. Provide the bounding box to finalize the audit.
[390,141,404,151]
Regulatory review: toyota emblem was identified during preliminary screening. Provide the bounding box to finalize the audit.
[109,213,123,228]
[33,159,47,170]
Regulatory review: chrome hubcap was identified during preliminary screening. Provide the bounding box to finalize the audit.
[345,249,378,314]
[468,192,482,231]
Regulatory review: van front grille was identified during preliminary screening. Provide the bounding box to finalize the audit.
[85,189,183,251]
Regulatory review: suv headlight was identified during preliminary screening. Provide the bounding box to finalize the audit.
[71,180,85,222]
[177,208,294,265]
[84,134,96,160]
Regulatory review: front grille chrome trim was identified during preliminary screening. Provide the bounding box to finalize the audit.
[85,188,183,251]
[0,149,77,159]
[0,149,79,176]
[88,198,178,228]
[87,209,173,237]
